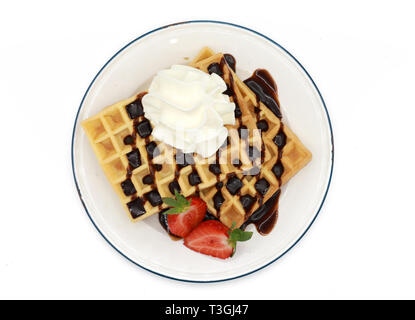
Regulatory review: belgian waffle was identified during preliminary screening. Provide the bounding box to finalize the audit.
[191,47,312,228]
[82,94,239,221]
[81,79,257,221]
[82,47,311,226]
[82,93,168,221]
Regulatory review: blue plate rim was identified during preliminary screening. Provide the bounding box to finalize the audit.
[71,20,334,283]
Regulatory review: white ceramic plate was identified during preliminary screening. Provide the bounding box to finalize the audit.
[72,21,333,282]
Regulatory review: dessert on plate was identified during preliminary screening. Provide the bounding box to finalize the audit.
[82,47,311,259]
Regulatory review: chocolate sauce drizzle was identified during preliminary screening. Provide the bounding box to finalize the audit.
[242,68,287,234]
[125,93,146,196]
[223,54,236,72]
[157,54,286,236]
[207,54,287,235]
[244,69,282,119]
[122,92,165,218]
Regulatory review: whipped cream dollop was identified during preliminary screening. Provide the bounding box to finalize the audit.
[142,65,236,158]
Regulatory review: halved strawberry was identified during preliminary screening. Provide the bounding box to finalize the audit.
[184,220,253,259]
[162,191,207,238]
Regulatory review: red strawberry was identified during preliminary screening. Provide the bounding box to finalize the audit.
[162,191,207,238]
[184,220,253,259]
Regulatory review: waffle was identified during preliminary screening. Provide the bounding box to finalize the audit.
[81,77,255,221]
[82,47,311,226]
[190,50,274,174]
[191,47,312,228]
[82,94,166,221]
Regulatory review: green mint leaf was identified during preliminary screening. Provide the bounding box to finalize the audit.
[227,222,253,258]
[229,228,253,242]
[163,208,182,215]
[162,191,190,215]
[175,190,190,207]
[162,197,179,207]
[228,222,236,236]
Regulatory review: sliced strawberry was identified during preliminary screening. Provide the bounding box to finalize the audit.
[184,220,253,259]
[162,191,207,238]
[184,220,233,259]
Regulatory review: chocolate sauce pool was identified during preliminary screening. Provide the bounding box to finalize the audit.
[241,190,280,235]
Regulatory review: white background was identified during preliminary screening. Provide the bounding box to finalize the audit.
[1,0,414,300]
